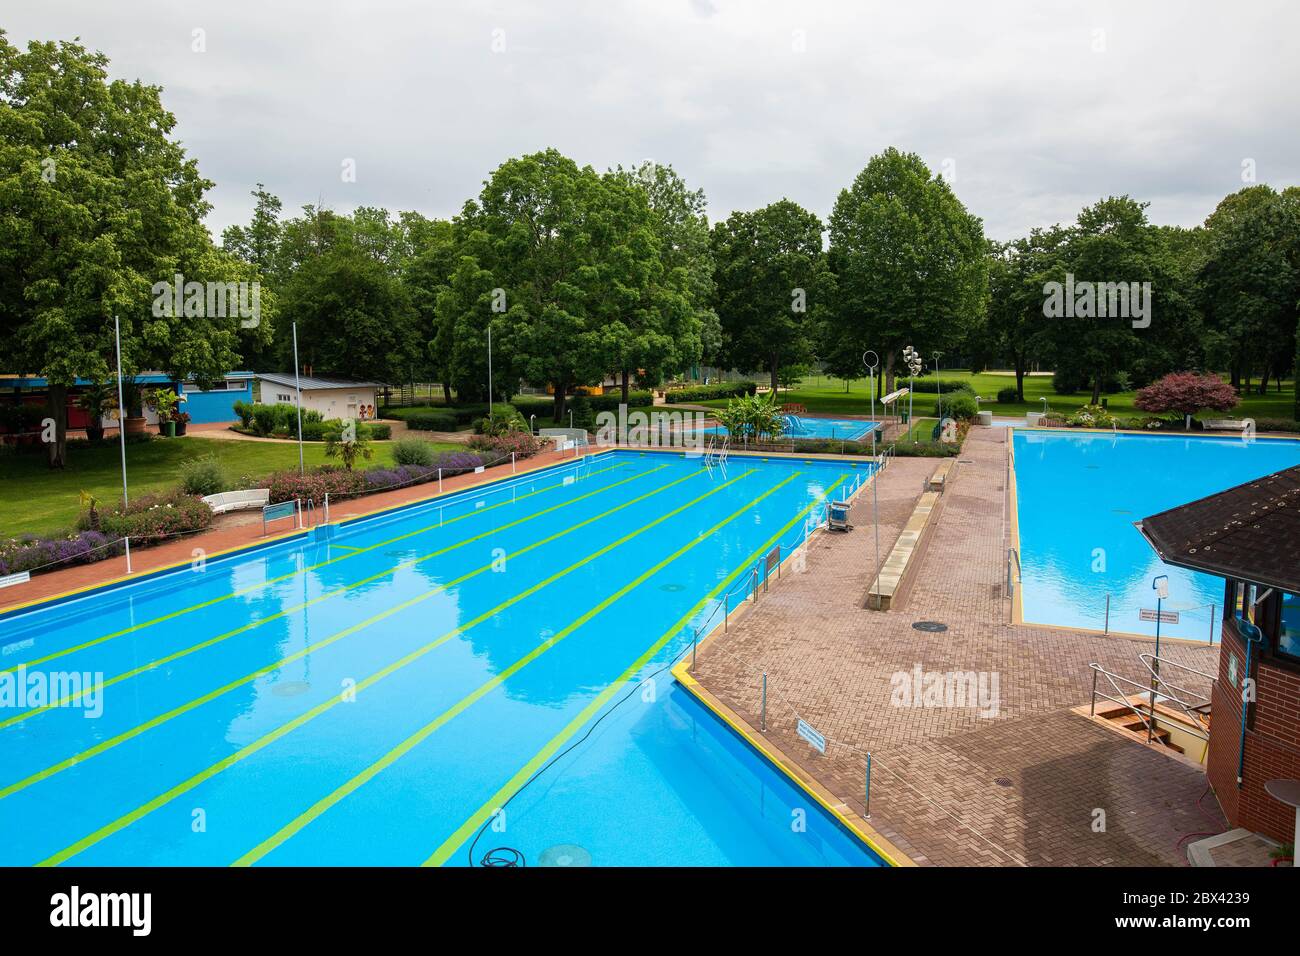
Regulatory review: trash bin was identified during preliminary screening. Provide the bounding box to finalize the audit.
[977,410,993,426]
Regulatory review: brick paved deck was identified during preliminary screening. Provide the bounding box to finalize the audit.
[690,427,1225,866]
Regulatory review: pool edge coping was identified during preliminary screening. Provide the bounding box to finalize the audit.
[672,658,913,868]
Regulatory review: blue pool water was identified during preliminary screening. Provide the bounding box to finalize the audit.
[1013,432,1300,640]
[705,415,879,442]
[0,450,884,867]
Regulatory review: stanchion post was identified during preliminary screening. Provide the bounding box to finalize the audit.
[761,672,767,732]
[124,535,132,574]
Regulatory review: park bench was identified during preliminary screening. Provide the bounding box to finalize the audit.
[1203,418,1253,432]
[201,488,270,515]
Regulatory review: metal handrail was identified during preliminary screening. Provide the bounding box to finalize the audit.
[1087,663,1209,742]
[1006,547,1021,596]
[1136,653,1214,729]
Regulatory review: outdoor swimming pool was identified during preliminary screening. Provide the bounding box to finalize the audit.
[705,415,880,442]
[0,450,885,867]
[1013,431,1300,641]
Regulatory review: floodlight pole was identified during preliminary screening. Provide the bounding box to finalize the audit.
[292,321,305,475]
[114,315,129,508]
[862,351,881,605]
[487,323,493,417]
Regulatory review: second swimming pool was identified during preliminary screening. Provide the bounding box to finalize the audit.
[1013,431,1300,640]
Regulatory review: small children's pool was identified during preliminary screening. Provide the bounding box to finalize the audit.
[704,416,879,442]
[1013,431,1300,641]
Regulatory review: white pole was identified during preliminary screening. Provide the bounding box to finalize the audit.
[124,535,132,574]
[487,324,493,417]
[114,315,129,508]
[292,322,305,475]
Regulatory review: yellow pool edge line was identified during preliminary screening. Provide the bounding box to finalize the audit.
[0,449,618,619]
[671,661,912,868]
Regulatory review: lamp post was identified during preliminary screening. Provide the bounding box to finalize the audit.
[487,323,493,418]
[291,321,305,475]
[862,352,881,603]
[862,351,878,456]
[113,315,129,508]
[933,351,943,420]
[902,345,923,442]
[1149,574,1169,742]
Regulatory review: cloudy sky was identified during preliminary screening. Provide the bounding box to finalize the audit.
[7,1,1298,240]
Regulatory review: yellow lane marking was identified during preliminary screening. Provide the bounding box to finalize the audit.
[0,463,656,731]
[1,459,626,676]
[38,467,755,866]
[9,465,695,804]
[422,474,843,867]
[236,471,800,867]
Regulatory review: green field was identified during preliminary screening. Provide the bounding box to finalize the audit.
[699,371,1297,422]
[0,435,461,539]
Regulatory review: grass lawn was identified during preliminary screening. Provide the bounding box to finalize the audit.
[0,435,462,539]
[699,371,1297,422]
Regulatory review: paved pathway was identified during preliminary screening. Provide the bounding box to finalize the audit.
[692,427,1224,866]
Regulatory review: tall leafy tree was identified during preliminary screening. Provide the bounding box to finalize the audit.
[826,148,987,394]
[1199,185,1299,394]
[712,200,827,394]
[986,229,1068,400]
[0,32,262,467]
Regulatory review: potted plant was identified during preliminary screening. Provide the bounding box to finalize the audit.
[147,388,181,437]
[76,380,115,442]
[173,410,191,436]
[109,379,148,437]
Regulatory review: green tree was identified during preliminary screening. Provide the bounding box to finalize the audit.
[712,199,827,395]
[0,32,258,467]
[826,148,987,394]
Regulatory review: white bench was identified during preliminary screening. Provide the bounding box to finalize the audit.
[202,488,270,514]
[1204,418,1253,432]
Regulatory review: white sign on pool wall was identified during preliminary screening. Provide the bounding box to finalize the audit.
[797,719,826,754]
[0,571,31,589]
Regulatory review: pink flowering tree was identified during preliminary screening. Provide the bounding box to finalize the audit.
[1134,372,1238,429]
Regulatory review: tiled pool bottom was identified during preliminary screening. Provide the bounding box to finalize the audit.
[1013,431,1300,641]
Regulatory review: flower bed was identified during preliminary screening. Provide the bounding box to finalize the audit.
[260,451,487,504]
[466,431,547,459]
[0,530,122,577]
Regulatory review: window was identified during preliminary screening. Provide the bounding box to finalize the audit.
[276,393,292,403]
[1279,593,1300,662]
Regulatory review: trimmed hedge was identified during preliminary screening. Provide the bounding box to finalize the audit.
[665,381,757,404]
[905,379,974,395]
[787,437,961,458]
[997,387,1019,403]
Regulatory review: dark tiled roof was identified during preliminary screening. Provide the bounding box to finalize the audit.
[255,373,386,391]
[1136,465,1300,593]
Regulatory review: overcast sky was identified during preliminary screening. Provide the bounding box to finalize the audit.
[7,1,1298,241]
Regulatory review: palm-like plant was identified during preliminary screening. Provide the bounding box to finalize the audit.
[717,394,786,441]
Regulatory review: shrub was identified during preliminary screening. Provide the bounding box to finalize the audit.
[260,466,367,505]
[934,392,978,421]
[467,430,546,461]
[997,387,1019,404]
[568,396,596,431]
[396,409,460,431]
[392,438,437,467]
[232,400,255,428]
[1255,418,1300,433]
[177,455,229,496]
[664,381,758,404]
[905,378,974,395]
[1067,403,1120,428]
[251,404,279,436]
[474,408,528,436]
[82,489,214,542]
[362,422,391,441]
[785,438,960,458]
